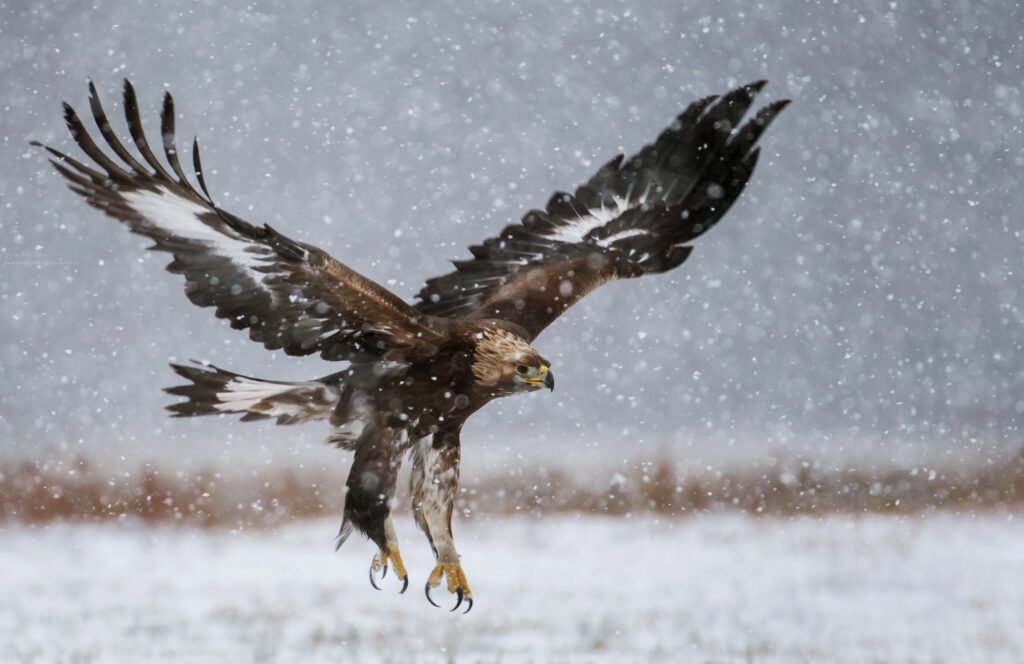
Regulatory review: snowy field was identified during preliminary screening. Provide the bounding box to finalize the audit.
[3,513,1023,663]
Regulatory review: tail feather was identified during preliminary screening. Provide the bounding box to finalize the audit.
[165,362,340,425]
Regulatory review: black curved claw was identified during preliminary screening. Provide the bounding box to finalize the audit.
[369,564,381,591]
[425,581,441,608]
[399,574,409,594]
[380,563,388,580]
[451,588,464,612]
[462,596,473,614]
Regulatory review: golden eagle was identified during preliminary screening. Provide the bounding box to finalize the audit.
[37,80,786,612]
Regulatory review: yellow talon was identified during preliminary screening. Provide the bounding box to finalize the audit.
[425,563,473,612]
[369,545,409,593]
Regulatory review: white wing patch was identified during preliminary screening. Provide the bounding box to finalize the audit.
[122,187,265,271]
[594,227,649,248]
[543,194,632,244]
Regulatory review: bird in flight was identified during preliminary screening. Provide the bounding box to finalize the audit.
[37,80,787,612]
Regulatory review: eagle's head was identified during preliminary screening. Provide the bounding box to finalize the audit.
[470,327,554,394]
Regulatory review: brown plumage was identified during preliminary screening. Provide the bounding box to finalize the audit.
[37,79,787,612]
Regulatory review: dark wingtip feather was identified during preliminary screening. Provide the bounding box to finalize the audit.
[120,78,176,181]
[61,102,78,131]
[769,99,793,121]
[121,79,138,116]
[161,92,175,137]
[87,79,152,177]
[49,158,93,188]
[725,99,791,162]
[192,136,216,203]
[160,90,193,186]
[756,100,791,131]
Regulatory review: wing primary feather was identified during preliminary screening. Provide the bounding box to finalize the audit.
[122,79,176,182]
[724,99,791,160]
[191,136,217,205]
[160,91,193,187]
[666,147,761,246]
[35,141,106,183]
[47,158,94,190]
[61,101,132,182]
[86,79,149,176]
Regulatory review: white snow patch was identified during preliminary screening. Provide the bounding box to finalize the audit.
[3,513,1023,662]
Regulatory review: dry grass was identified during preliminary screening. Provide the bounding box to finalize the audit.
[3,446,1023,528]
[0,459,346,529]
[463,452,1024,518]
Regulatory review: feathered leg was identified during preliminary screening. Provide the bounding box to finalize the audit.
[410,427,472,612]
[336,425,408,593]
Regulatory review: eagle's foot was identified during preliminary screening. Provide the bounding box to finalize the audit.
[424,562,473,613]
[369,545,409,594]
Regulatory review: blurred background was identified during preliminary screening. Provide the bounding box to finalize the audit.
[4,0,1023,475]
[4,0,1024,468]
[3,1,1024,661]
[2,0,1024,524]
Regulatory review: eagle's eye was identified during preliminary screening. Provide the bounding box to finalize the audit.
[516,364,530,376]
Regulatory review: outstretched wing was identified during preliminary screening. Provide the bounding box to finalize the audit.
[38,80,444,362]
[413,81,788,341]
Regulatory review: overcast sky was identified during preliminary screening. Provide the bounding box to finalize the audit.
[2,0,1022,464]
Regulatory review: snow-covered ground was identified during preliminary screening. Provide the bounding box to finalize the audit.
[3,513,1023,663]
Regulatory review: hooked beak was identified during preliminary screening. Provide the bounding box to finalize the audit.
[522,365,555,392]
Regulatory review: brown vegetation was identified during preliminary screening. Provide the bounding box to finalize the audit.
[2,449,1023,528]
